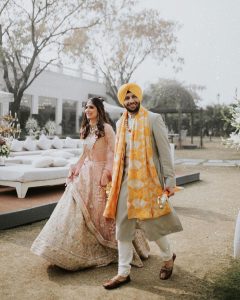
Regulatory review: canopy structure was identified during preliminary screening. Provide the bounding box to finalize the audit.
[103,101,124,119]
[0,91,14,116]
[151,107,204,149]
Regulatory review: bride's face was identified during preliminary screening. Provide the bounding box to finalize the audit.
[85,100,98,123]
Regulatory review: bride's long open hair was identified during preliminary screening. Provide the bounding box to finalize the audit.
[80,97,110,139]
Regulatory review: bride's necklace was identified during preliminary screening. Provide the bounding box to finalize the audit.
[89,124,97,135]
[85,124,98,150]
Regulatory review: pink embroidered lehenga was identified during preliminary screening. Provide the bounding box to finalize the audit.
[31,124,149,270]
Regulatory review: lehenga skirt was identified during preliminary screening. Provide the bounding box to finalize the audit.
[31,160,149,270]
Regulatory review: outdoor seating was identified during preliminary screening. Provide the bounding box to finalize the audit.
[9,135,82,157]
[0,137,83,198]
[0,156,79,198]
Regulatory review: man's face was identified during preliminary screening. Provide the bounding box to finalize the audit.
[123,92,140,113]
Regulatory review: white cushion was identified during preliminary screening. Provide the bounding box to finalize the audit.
[37,134,52,150]
[41,150,74,159]
[65,148,83,156]
[10,139,23,152]
[32,157,53,168]
[12,155,42,164]
[41,150,56,156]
[9,150,42,156]
[23,137,37,151]
[52,136,63,149]
[64,137,78,148]
[0,164,69,182]
[51,158,68,167]
[58,151,74,159]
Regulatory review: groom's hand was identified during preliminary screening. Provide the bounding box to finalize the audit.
[165,187,175,197]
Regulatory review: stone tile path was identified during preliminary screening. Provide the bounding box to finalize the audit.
[175,158,240,167]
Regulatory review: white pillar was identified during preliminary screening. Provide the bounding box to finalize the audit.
[31,94,39,115]
[56,98,63,135]
[76,101,82,133]
[2,101,10,115]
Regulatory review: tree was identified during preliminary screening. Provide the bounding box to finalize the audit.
[0,0,105,114]
[143,79,200,111]
[0,0,10,15]
[142,79,204,134]
[226,101,240,149]
[64,1,183,104]
[203,104,232,137]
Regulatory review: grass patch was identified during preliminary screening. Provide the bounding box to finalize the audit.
[211,260,240,300]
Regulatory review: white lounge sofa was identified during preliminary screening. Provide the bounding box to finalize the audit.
[1,136,83,198]
[0,156,79,198]
[9,135,82,157]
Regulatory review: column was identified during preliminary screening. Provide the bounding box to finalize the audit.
[76,101,82,133]
[2,101,10,115]
[31,94,39,115]
[56,98,63,135]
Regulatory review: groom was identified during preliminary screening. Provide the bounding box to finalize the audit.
[103,83,183,289]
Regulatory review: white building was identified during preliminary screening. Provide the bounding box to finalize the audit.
[0,63,123,135]
[0,91,14,116]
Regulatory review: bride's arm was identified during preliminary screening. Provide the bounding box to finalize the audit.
[100,123,115,186]
[68,145,87,180]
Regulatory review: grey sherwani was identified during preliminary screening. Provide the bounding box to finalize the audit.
[116,111,183,241]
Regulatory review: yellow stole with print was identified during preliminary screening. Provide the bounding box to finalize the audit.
[103,106,171,220]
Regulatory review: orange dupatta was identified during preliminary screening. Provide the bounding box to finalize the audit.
[103,106,171,220]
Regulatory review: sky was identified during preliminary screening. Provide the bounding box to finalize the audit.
[133,0,240,107]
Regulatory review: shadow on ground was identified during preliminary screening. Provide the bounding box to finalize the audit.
[46,256,240,299]
[46,255,214,300]
[175,206,233,222]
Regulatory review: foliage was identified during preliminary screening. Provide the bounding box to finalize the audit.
[0,137,10,157]
[64,1,183,104]
[0,0,106,113]
[0,112,21,139]
[229,98,240,132]
[221,95,240,149]
[44,120,56,135]
[142,79,235,137]
[143,79,200,111]
[25,117,57,137]
[25,117,40,137]
[204,104,233,137]
[142,79,201,133]
[25,117,38,132]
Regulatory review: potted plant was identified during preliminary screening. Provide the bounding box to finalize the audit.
[25,117,40,138]
[0,137,10,166]
[44,120,56,137]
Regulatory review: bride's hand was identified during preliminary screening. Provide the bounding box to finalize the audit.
[100,170,109,187]
[66,168,74,184]
[67,164,80,182]
[70,163,81,177]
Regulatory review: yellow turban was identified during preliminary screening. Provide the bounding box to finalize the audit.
[117,83,143,105]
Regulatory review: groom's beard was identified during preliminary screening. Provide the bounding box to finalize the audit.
[124,102,140,114]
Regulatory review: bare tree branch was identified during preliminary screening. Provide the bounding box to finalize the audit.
[0,0,105,113]
[0,0,10,16]
[64,3,182,103]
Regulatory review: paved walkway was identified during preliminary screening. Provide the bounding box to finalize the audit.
[175,158,240,167]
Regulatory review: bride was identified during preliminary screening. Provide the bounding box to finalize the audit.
[31,97,149,270]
